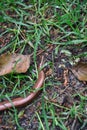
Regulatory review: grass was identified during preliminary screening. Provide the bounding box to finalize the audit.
[0,0,87,129]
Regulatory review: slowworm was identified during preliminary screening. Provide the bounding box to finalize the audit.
[0,57,45,111]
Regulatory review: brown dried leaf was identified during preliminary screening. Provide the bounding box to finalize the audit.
[71,62,87,81]
[45,68,53,76]
[0,53,30,76]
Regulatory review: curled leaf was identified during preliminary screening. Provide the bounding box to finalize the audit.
[0,53,30,76]
[71,62,87,81]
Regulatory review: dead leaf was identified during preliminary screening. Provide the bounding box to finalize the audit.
[45,68,53,76]
[71,62,87,81]
[0,53,30,76]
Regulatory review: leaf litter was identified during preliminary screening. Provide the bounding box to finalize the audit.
[0,53,30,76]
